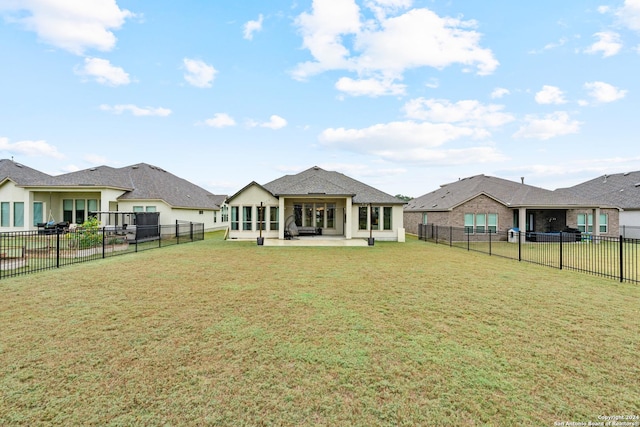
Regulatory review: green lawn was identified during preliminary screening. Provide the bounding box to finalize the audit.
[1,232,638,426]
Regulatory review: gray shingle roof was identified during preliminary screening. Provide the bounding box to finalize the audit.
[0,159,53,185]
[262,166,405,204]
[3,159,225,210]
[558,171,640,210]
[405,174,604,212]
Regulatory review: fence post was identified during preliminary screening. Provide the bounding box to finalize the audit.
[56,229,60,268]
[449,226,453,247]
[559,232,563,270]
[158,225,162,247]
[518,230,522,262]
[467,228,470,251]
[620,235,624,283]
[102,227,106,259]
[190,222,194,241]
[489,230,492,256]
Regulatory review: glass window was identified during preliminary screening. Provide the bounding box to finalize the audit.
[327,204,335,228]
[1,202,9,227]
[231,206,239,230]
[222,206,229,222]
[14,202,24,227]
[242,206,252,231]
[383,207,392,230]
[304,204,313,227]
[133,206,144,213]
[488,214,498,233]
[294,204,302,226]
[270,206,279,231]
[88,199,98,217]
[371,207,380,230]
[359,206,368,230]
[145,206,156,212]
[422,213,428,225]
[464,213,474,234]
[33,202,44,226]
[75,200,85,224]
[599,213,608,233]
[63,199,73,223]
[315,205,325,228]
[577,214,585,232]
[256,206,265,231]
[476,213,486,234]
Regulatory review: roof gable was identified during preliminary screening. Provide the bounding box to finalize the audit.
[262,166,404,204]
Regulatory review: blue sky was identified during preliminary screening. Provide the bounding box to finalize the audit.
[1,0,639,198]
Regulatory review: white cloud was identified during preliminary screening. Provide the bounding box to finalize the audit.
[243,14,263,40]
[204,113,237,128]
[248,115,288,130]
[321,121,485,150]
[0,137,64,159]
[584,31,622,57]
[535,85,567,105]
[99,104,172,116]
[617,0,640,31]
[183,58,217,88]
[403,98,515,128]
[335,76,406,96]
[75,57,130,86]
[293,2,498,90]
[513,112,582,140]
[0,0,133,55]
[491,88,510,99]
[260,115,287,130]
[319,120,504,165]
[584,81,627,103]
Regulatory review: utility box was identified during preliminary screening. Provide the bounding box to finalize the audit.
[508,228,520,243]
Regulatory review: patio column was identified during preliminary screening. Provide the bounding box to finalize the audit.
[278,197,285,240]
[592,207,601,237]
[100,190,110,226]
[23,191,33,230]
[518,208,527,233]
[345,197,352,239]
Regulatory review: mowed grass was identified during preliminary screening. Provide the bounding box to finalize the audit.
[1,232,639,426]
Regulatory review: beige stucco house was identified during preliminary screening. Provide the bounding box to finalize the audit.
[226,166,406,242]
[0,159,227,232]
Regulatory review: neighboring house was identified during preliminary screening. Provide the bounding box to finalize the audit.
[0,159,227,232]
[558,171,640,238]
[404,174,619,238]
[226,166,406,241]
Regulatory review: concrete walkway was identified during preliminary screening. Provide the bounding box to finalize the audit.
[264,236,369,247]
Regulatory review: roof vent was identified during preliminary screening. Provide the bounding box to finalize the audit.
[521,177,524,184]
[624,172,630,176]
[603,174,608,183]
[635,183,640,187]
[432,204,437,207]
[132,166,138,169]
[90,167,96,171]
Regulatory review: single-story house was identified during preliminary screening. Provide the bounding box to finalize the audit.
[404,174,619,238]
[558,171,640,238]
[226,166,406,241]
[0,159,228,232]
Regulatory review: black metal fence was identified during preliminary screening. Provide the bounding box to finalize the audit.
[0,221,204,280]
[418,224,640,284]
